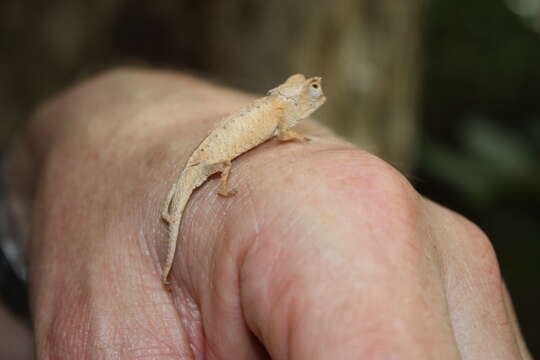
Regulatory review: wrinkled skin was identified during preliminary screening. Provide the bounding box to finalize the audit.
[3,69,531,359]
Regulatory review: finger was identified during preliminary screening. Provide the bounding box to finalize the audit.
[178,141,463,359]
[424,199,525,358]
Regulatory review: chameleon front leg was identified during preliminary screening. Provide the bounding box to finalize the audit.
[277,108,310,142]
[218,160,237,197]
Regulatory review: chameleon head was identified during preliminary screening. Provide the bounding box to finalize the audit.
[268,74,326,119]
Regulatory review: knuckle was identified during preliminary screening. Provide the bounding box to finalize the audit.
[316,147,417,205]
[314,146,422,235]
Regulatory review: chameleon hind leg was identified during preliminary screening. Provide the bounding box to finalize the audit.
[218,160,237,197]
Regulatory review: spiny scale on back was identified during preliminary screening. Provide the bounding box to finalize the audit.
[188,97,286,167]
[160,73,326,285]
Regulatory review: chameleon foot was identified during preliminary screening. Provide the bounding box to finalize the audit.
[218,160,236,197]
[218,187,238,197]
[278,130,310,142]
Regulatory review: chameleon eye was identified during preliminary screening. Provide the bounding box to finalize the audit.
[308,82,322,99]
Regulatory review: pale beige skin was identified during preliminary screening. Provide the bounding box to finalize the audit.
[161,74,326,284]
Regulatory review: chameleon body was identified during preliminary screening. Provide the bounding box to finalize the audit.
[161,74,326,284]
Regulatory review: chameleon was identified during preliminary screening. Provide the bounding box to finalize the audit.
[161,74,326,284]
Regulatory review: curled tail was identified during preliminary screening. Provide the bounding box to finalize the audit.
[162,166,207,285]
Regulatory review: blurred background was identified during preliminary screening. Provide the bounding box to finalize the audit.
[0,0,538,357]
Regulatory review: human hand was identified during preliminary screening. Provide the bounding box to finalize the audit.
[8,69,531,359]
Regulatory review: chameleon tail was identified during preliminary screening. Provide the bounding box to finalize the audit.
[162,166,206,285]
[162,216,183,285]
